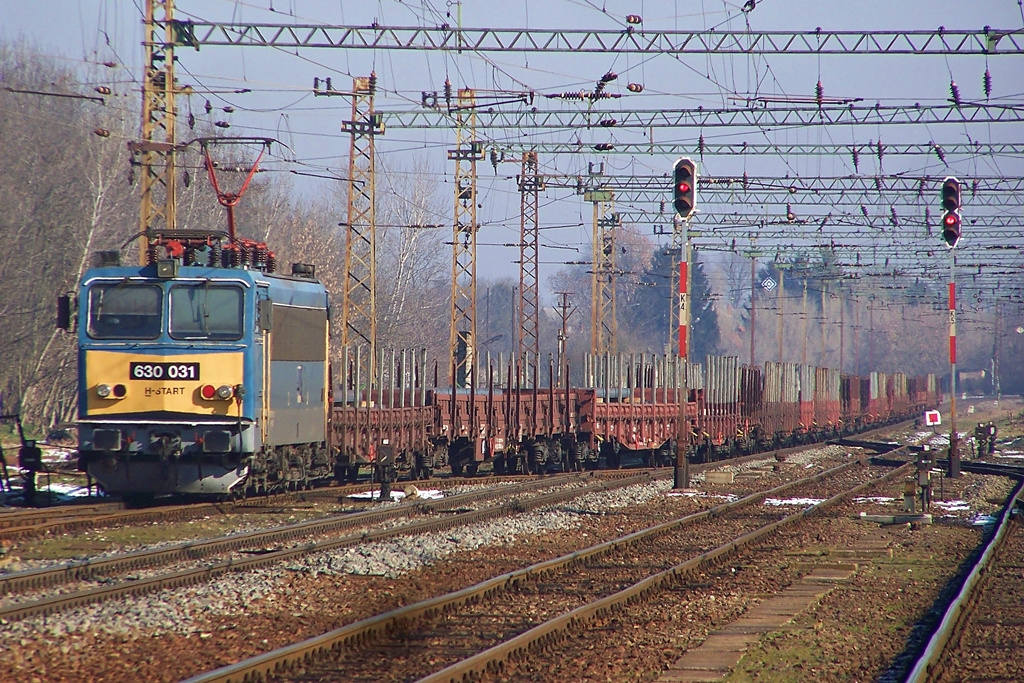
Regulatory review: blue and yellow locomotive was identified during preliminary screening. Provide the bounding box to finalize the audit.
[67,242,332,499]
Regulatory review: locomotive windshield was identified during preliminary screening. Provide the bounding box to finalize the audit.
[87,283,162,339]
[169,284,244,340]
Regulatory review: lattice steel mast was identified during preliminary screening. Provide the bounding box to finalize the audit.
[518,151,542,368]
[341,74,382,367]
[135,0,191,264]
[448,88,483,387]
[590,197,619,355]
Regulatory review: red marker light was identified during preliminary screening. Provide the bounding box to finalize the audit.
[200,384,217,400]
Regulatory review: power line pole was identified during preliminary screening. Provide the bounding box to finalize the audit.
[821,284,829,365]
[135,0,187,264]
[341,74,382,374]
[777,268,785,362]
[802,281,809,366]
[839,287,845,372]
[590,192,618,356]
[448,86,483,388]
[554,292,573,387]
[518,151,542,374]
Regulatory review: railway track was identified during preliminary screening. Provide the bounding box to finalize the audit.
[906,477,1024,683]
[0,445,840,608]
[0,473,662,542]
[0,469,667,622]
[0,501,126,531]
[0,490,349,542]
[0,476,515,542]
[178,451,910,683]
[0,420,918,544]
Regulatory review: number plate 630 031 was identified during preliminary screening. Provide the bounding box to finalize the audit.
[129,362,200,381]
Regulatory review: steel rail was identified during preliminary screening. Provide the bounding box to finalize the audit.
[0,486,381,542]
[905,477,1024,683]
[0,494,300,542]
[180,453,903,683]
[0,471,656,622]
[0,503,126,529]
[0,472,589,597]
[418,459,912,683]
[0,450,846,598]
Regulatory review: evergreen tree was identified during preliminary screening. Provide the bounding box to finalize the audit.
[631,247,719,357]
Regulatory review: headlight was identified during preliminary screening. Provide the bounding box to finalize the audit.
[216,385,234,400]
[96,384,112,398]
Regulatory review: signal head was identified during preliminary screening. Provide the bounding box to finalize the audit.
[941,210,961,248]
[941,176,961,212]
[672,157,697,219]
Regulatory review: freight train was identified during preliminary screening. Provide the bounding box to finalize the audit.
[61,240,941,499]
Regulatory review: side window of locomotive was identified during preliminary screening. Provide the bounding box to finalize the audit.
[169,285,244,340]
[87,283,162,339]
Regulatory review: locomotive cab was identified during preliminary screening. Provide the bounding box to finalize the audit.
[74,254,330,498]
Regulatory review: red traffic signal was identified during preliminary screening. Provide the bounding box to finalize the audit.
[673,157,697,218]
[942,210,961,248]
[940,176,962,248]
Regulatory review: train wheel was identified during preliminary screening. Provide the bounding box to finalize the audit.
[493,455,506,475]
[347,465,360,483]
[411,454,426,481]
[602,444,620,470]
[571,443,586,472]
[467,462,479,476]
[656,449,670,467]
[527,443,544,474]
[122,493,155,508]
[517,450,532,475]
[451,462,465,477]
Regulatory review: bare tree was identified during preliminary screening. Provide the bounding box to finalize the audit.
[0,43,136,425]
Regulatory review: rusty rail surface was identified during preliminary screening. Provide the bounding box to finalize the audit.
[0,417,914,543]
[0,502,126,530]
[905,476,1024,683]
[0,471,593,598]
[181,452,905,683]
[0,490,330,542]
[0,471,659,622]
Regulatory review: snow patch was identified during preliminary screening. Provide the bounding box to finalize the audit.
[764,497,825,507]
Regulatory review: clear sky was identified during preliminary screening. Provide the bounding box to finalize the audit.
[4,1,1024,287]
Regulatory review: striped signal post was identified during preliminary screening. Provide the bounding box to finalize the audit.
[675,220,691,489]
[672,158,696,490]
[942,177,962,478]
[948,278,959,477]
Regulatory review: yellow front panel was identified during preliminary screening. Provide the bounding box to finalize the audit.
[85,350,244,416]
